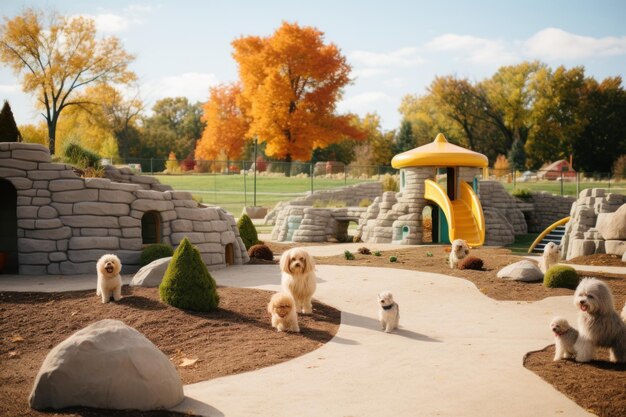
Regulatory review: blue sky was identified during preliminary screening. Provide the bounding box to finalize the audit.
[2,0,626,131]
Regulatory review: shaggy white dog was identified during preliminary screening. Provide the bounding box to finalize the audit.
[96,254,122,304]
[267,292,299,332]
[550,317,578,361]
[378,291,399,333]
[449,239,470,269]
[573,277,626,363]
[280,248,316,314]
[538,242,561,274]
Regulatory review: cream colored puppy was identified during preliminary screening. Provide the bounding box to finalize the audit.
[280,248,317,314]
[96,254,122,303]
[267,292,299,332]
[449,239,470,269]
[550,317,578,361]
[538,242,561,274]
[378,291,399,333]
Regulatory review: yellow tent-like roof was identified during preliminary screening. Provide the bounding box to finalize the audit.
[391,133,488,169]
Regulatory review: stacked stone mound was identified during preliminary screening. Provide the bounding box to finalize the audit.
[360,168,431,244]
[271,206,367,242]
[562,188,626,260]
[0,143,249,275]
[29,319,183,411]
[478,181,528,245]
[527,191,576,232]
[103,165,172,192]
[264,181,382,225]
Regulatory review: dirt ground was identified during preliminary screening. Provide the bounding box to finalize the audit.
[1,243,625,417]
[0,286,340,417]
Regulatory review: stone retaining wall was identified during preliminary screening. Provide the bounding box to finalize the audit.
[0,143,249,275]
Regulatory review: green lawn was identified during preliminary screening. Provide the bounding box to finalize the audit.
[150,174,378,216]
[503,179,626,197]
[505,233,540,254]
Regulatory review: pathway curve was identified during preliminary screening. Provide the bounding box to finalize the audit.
[171,264,593,417]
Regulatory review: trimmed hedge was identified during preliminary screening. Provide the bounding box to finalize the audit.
[248,244,274,261]
[140,243,174,266]
[62,142,101,169]
[159,237,219,312]
[543,265,579,289]
[237,214,260,249]
[457,256,484,270]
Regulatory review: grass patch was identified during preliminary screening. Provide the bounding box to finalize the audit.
[505,233,540,254]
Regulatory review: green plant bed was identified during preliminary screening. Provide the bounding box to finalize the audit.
[543,265,579,289]
[140,243,174,266]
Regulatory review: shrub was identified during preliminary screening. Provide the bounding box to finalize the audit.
[358,247,371,255]
[543,265,579,289]
[389,256,397,263]
[344,250,355,260]
[612,154,626,179]
[373,251,381,257]
[512,188,533,202]
[159,237,219,311]
[165,151,179,173]
[248,244,274,261]
[62,142,101,169]
[426,251,433,257]
[359,198,372,207]
[237,213,260,250]
[141,243,174,266]
[382,173,399,192]
[457,256,484,270]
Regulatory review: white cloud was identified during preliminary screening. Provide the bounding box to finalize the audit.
[0,84,20,94]
[94,14,132,32]
[425,33,518,64]
[338,91,395,113]
[142,72,220,104]
[351,68,387,79]
[524,28,626,59]
[349,47,425,68]
[384,77,405,88]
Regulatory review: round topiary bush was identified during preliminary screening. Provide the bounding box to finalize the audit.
[543,265,579,289]
[237,214,260,250]
[248,244,274,261]
[457,256,484,270]
[159,237,219,312]
[140,243,174,266]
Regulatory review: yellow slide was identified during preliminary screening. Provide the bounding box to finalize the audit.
[424,180,485,247]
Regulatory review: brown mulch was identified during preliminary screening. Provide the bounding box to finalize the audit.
[267,241,626,416]
[0,286,339,417]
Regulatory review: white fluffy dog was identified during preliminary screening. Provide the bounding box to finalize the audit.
[449,239,470,269]
[550,317,578,361]
[378,291,399,333]
[96,254,122,304]
[538,242,561,274]
[280,248,316,314]
[573,277,626,363]
[267,292,299,332]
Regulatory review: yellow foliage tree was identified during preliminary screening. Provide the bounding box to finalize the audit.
[195,83,249,162]
[0,8,136,155]
[493,154,510,178]
[232,21,364,162]
[19,122,47,145]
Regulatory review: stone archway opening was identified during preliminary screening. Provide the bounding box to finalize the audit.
[224,243,234,265]
[0,179,18,273]
[141,211,162,245]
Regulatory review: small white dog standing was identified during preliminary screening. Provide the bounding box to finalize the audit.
[538,242,561,274]
[573,277,626,363]
[449,239,470,269]
[378,291,399,333]
[96,254,123,304]
[550,317,578,361]
[280,248,317,314]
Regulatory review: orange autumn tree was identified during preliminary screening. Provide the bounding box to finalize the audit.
[195,83,249,164]
[232,21,364,163]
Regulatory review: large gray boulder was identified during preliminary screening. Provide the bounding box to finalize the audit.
[496,260,544,282]
[130,257,172,287]
[29,319,183,411]
[596,203,626,240]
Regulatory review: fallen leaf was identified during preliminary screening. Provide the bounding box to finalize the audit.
[10,335,24,343]
[70,311,78,316]
[8,351,19,358]
[179,358,199,367]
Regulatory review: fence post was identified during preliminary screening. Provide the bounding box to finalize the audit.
[560,172,564,196]
[608,174,611,192]
[243,162,247,209]
[378,165,381,181]
[310,163,313,194]
[512,168,516,190]
[150,157,153,174]
[576,171,580,197]
[344,164,347,185]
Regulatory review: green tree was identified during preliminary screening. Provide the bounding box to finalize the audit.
[141,97,205,159]
[0,9,135,154]
[393,120,415,154]
[311,140,356,165]
[507,134,526,172]
[0,100,21,142]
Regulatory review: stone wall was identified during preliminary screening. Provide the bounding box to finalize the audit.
[0,143,249,275]
[561,188,626,260]
[271,206,366,243]
[527,192,576,232]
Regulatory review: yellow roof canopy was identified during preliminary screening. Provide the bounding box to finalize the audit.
[391,133,488,169]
